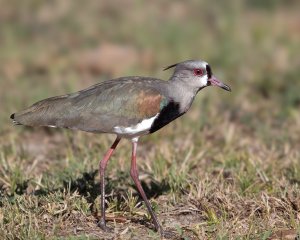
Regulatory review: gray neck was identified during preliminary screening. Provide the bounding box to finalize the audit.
[167,78,198,113]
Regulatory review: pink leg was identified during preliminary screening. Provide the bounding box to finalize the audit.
[98,137,121,231]
[130,138,163,234]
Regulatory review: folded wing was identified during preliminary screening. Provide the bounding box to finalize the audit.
[11,77,169,134]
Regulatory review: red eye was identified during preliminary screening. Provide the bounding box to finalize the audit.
[194,68,204,76]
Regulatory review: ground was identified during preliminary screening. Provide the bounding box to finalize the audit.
[0,1,300,239]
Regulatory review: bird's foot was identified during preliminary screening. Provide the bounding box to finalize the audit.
[98,219,113,232]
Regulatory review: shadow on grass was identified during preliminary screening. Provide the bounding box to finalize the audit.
[2,170,170,201]
[1,169,170,228]
[62,170,170,227]
[63,170,170,204]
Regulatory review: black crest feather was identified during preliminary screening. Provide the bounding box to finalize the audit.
[163,63,178,71]
[163,60,195,71]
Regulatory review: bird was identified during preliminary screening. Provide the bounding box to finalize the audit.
[10,59,231,237]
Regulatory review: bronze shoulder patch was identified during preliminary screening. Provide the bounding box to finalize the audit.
[137,91,164,118]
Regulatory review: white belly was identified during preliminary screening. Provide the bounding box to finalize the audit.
[113,114,158,138]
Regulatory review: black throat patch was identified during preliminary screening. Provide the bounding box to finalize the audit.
[149,101,183,133]
[206,64,212,79]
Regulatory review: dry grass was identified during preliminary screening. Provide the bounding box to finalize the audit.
[1,1,300,239]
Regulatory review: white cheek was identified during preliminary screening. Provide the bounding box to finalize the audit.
[200,75,208,87]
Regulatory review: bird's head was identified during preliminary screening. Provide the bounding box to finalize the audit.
[164,60,231,92]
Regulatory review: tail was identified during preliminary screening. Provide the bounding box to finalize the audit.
[10,113,22,125]
[9,94,72,128]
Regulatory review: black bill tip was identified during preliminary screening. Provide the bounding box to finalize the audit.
[222,84,231,92]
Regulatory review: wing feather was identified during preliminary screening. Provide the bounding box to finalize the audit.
[11,77,169,133]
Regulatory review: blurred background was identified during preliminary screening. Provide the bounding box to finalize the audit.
[1,0,299,124]
[0,0,300,239]
[1,0,300,128]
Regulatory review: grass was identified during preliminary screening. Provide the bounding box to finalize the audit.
[1,0,300,239]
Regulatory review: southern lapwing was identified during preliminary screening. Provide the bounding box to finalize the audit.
[10,60,231,237]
